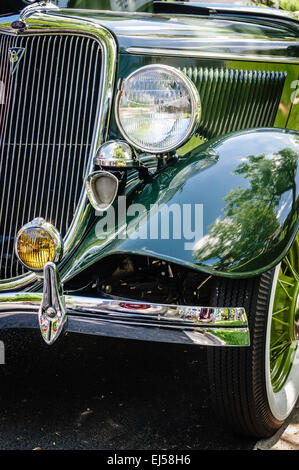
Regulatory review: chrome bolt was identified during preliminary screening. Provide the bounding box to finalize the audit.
[45,307,57,320]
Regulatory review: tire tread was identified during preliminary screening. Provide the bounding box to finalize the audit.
[207,272,283,437]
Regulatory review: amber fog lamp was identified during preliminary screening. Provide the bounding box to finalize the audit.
[15,218,63,272]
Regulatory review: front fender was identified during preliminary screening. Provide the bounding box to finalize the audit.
[62,128,299,281]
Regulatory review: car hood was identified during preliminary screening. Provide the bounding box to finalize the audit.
[32,6,299,61]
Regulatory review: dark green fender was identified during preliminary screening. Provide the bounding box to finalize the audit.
[62,128,299,282]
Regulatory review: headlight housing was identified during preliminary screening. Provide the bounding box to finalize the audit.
[115,65,201,154]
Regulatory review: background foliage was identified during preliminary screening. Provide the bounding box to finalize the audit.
[248,0,299,13]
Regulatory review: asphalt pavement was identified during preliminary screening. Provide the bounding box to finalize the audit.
[0,329,257,450]
[0,329,296,451]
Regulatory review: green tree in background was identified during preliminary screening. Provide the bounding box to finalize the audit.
[248,0,299,13]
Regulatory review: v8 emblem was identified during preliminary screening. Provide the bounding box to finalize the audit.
[8,47,25,74]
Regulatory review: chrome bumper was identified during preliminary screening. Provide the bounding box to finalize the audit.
[0,292,250,347]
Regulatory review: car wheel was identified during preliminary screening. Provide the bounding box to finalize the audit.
[207,233,299,438]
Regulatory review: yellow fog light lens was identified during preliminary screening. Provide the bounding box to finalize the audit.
[15,218,62,272]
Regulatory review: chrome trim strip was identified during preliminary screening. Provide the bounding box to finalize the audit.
[0,292,250,346]
[67,296,248,327]
[125,47,299,65]
[0,12,117,290]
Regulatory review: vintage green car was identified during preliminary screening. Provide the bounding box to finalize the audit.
[0,0,298,439]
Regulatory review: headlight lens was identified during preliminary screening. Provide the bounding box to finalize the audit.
[15,218,62,271]
[116,65,201,154]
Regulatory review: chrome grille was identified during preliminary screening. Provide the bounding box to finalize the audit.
[181,67,286,140]
[0,33,102,280]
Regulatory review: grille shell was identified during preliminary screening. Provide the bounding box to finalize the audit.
[0,32,102,280]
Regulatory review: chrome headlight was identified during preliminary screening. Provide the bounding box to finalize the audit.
[115,65,201,154]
